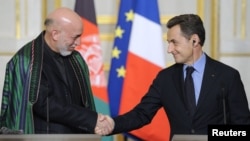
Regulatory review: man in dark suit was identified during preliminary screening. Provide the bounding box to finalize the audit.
[0,7,113,134]
[95,14,250,140]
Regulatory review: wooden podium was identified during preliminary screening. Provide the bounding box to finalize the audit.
[0,134,101,141]
[171,134,207,141]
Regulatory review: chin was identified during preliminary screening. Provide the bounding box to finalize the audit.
[174,59,180,63]
[60,51,72,56]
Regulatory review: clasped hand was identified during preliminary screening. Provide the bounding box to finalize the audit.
[95,114,114,135]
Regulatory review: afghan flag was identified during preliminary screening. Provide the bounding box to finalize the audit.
[108,0,170,140]
[74,1,112,141]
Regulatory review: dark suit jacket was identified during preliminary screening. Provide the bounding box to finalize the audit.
[112,54,250,140]
[32,32,97,134]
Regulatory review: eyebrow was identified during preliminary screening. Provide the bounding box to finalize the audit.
[167,39,176,43]
[72,34,81,39]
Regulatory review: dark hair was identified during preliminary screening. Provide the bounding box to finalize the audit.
[166,14,205,46]
[44,18,53,26]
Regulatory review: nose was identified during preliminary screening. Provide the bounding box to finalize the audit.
[167,43,173,53]
[75,37,81,46]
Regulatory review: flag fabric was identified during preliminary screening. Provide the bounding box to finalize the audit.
[108,0,170,140]
[74,1,112,141]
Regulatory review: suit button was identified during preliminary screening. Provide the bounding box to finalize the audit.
[191,129,195,134]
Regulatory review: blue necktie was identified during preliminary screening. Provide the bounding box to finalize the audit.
[185,66,196,116]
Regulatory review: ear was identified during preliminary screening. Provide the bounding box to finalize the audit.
[191,34,199,46]
[193,40,196,44]
[51,30,59,41]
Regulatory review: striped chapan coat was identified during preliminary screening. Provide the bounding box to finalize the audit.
[0,31,96,133]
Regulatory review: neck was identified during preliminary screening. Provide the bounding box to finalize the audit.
[192,46,203,62]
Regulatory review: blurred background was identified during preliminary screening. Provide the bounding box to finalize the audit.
[0,0,249,141]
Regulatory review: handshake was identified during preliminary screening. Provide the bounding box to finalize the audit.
[94,114,114,135]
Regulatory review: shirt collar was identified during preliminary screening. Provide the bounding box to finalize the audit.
[184,52,206,73]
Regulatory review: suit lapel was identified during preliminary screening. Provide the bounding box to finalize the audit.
[172,64,187,107]
[196,56,217,108]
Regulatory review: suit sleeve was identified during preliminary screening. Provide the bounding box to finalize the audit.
[112,77,162,134]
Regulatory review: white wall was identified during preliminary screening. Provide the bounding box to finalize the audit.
[219,0,250,105]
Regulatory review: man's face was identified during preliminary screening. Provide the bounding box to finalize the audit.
[166,25,194,65]
[56,24,82,56]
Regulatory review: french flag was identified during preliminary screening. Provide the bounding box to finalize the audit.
[108,0,170,140]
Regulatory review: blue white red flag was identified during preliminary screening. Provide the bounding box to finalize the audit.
[108,0,170,140]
